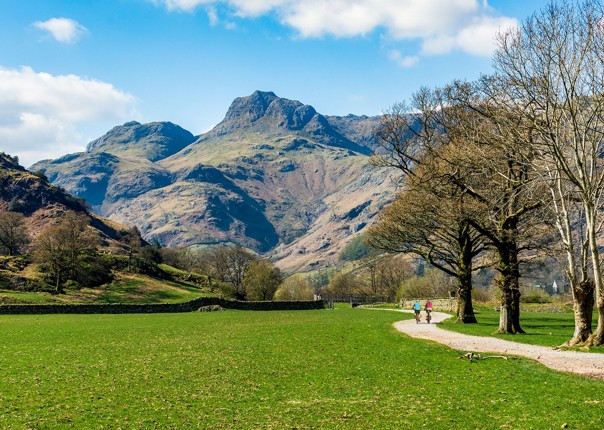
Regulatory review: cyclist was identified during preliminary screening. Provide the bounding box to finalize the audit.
[412,299,421,322]
[425,299,433,324]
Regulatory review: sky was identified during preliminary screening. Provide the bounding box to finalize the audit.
[0,0,551,167]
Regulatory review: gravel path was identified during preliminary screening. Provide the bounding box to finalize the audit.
[391,310,604,380]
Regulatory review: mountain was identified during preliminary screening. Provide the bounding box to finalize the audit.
[31,91,395,271]
[0,152,134,244]
[87,121,196,162]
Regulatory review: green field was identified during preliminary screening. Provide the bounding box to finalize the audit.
[0,271,213,305]
[440,308,604,352]
[1,308,603,429]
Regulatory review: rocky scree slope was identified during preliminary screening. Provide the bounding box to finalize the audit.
[31,91,394,271]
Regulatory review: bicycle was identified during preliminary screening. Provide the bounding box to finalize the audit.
[414,312,421,324]
[425,310,432,324]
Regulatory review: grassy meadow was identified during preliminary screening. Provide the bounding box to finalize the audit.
[0,271,212,305]
[1,307,603,429]
[440,307,604,352]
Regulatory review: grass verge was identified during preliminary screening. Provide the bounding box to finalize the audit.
[0,308,602,429]
[440,308,604,352]
[0,272,214,305]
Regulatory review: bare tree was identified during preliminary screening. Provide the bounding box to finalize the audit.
[493,0,604,345]
[0,209,29,256]
[207,246,258,299]
[34,212,98,293]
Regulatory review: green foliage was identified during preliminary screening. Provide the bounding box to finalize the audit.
[243,260,282,301]
[520,286,552,304]
[274,274,315,301]
[73,253,114,288]
[339,234,373,261]
[0,310,602,428]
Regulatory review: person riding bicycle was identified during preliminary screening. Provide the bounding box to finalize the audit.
[425,299,433,323]
[412,300,421,320]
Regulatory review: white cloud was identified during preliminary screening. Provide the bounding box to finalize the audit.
[0,67,139,167]
[33,17,88,44]
[207,6,220,26]
[153,0,518,66]
[422,15,517,57]
[388,50,419,68]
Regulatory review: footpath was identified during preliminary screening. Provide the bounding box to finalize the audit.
[391,310,604,380]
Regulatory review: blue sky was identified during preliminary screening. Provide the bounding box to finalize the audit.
[0,0,550,166]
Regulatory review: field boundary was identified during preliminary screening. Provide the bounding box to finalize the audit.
[0,297,325,314]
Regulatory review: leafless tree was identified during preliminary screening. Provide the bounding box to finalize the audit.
[0,209,29,256]
[34,212,98,293]
[493,0,604,345]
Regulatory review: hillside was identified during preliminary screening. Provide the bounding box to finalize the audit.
[0,152,130,244]
[31,91,394,271]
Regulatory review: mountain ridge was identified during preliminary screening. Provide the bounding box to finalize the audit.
[30,91,392,271]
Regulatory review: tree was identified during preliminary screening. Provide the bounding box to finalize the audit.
[323,271,364,302]
[244,260,283,301]
[399,268,452,301]
[274,275,315,301]
[374,80,553,332]
[34,213,98,293]
[355,254,410,302]
[207,246,258,299]
[367,173,487,322]
[492,0,604,345]
[0,209,29,256]
[121,227,144,271]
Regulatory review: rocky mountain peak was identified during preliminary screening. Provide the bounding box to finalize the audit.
[223,90,279,123]
[86,121,196,162]
[214,91,371,154]
[222,90,318,130]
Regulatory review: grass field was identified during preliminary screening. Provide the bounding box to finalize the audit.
[1,308,603,429]
[440,308,604,352]
[0,272,212,305]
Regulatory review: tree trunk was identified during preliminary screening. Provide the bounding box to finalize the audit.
[588,309,604,347]
[511,288,525,334]
[55,268,63,294]
[498,287,514,333]
[455,226,477,323]
[496,219,524,334]
[456,284,477,323]
[585,206,604,346]
[567,279,594,345]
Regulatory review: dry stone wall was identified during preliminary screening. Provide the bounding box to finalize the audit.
[0,297,324,315]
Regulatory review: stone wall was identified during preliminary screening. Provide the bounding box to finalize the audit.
[0,297,325,315]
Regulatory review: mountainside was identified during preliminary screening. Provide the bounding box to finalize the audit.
[31,91,394,271]
[0,152,133,245]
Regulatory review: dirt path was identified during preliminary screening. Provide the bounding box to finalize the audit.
[390,310,604,380]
